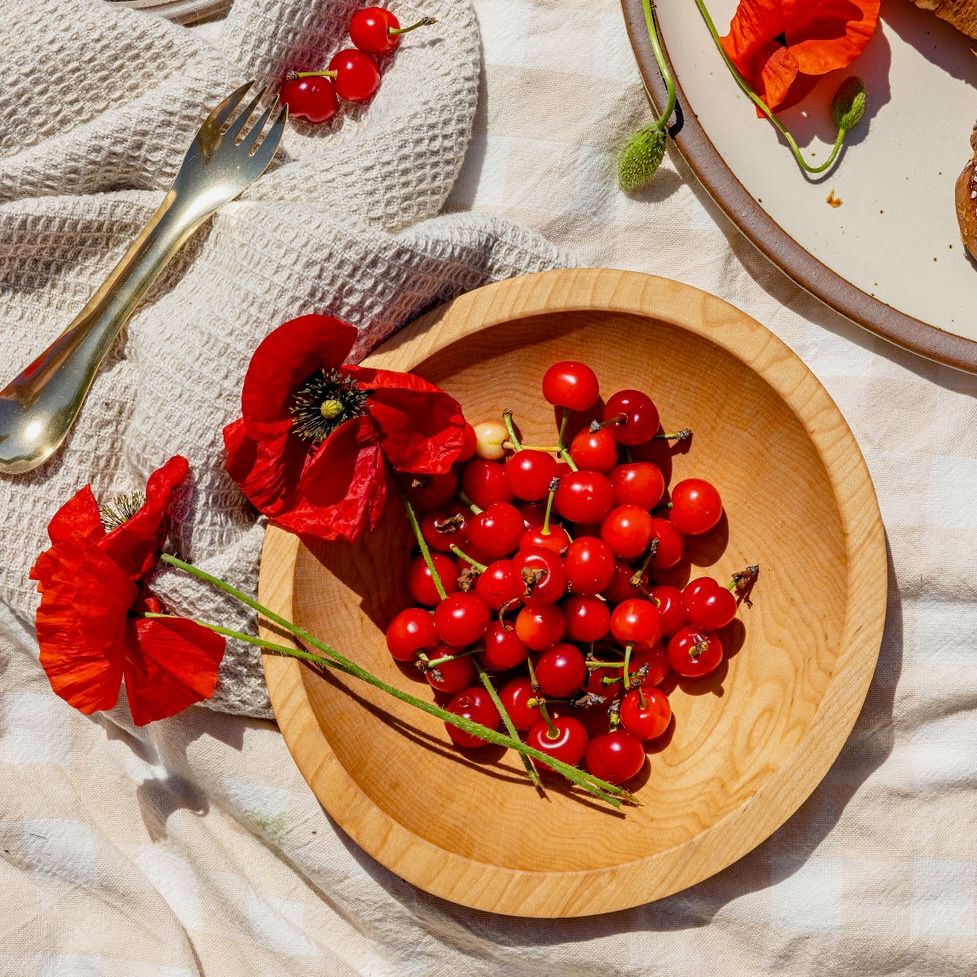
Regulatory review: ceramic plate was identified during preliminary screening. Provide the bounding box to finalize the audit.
[623,0,977,372]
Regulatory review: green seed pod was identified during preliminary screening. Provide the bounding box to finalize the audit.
[617,122,666,193]
[831,77,866,132]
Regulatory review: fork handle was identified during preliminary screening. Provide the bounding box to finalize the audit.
[0,191,207,475]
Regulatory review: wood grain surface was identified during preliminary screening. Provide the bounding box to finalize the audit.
[259,268,887,917]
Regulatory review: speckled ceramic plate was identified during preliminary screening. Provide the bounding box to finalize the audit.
[623,0,977,372]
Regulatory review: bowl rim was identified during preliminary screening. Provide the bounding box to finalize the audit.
[260,267,888,917]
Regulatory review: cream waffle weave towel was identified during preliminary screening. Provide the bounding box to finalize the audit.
[0,0,563,717]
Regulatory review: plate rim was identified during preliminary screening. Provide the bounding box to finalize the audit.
[260,267,888,917]
[620,0,977,375]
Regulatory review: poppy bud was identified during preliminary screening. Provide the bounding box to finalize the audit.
[617,122,666,193]
[831,77,866,132]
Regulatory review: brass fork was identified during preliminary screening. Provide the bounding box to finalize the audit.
[0,81,287,475]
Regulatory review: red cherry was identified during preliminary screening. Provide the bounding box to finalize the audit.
[460,459,513,509]
[514,604,565,651]
[600,504,654,560]
[407,554,457,605]
[349,6,399,54]
[434,592,490,646]
[542,361,600,412]
[279,75,338,124]
[527,716,589,766]
[466,502,524,558]
[535,643,588,697]
[609,461,665,509]
[610,599,662,646]
[511,547,567,606]
[647,585,687,636]
[498,676,543,730]
[562,595,611,642]
[425,647,477,693]
[327,49,381,102]
[627,641,669,687]
[682,577,737,629]
[585,730,645,784]
[553,471,614,524]
[670,479,723,535]
[519,524,571,555]
[604,560,644,603]
[444,687,500,748]
[404,471,458,512]
[480,621,529,671]
[457,423,477,462]
[505,450,558,501]
[563,537,615,595]
[475,559,525,610]
[620,687,671,740]
[420,509,467,553]
[648,517,685,570]
[385,607,438,662]
[584,665,621,699]
[568,429,618,473]
[602,390,660,446]
[668,626,724,678]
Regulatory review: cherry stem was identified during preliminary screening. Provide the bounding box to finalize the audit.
[502,408,522,451]
[630,539,659,586]
[425,648,479,669]
[534,697,560,739]
[398,484,448,600]
[654,428,691,441]
[693,0,849,175]
[151,562,634,807]
[518,444,562,452]
[389,15,437,36]
[458,491,482,515]
[638,687,648,709]
[475,657,543,791]
[587,659,627,669]
[541,480,559,536]
[622,643,635,689]
[293,70,338,79]
[558,408,570,447]
[726,564,760,590]
[525,653,539,689]
[450,544,486,573]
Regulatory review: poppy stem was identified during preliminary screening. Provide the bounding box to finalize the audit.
[397,483,448,600]
[642,0,676,129]
[139,603,632,807]
[692,0,852,176]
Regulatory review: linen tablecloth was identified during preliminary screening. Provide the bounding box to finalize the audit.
[2,1,975,975]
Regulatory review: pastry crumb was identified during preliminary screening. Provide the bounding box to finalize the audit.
[826,189,843,208]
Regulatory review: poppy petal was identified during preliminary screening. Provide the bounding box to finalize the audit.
[785,0,880,75]
[755,41,800,111]
[224,418,309,518]
[100,456,189,578]
[344,367,467,475]
[30,538,136,715]
[721,0,787,68]
[269,415,387,542]
[240,315,359,440]
[123,616,226,726]
[47,485,106,545]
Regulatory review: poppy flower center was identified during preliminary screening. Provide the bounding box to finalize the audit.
[100,492,146,531]
[289,368,367,442]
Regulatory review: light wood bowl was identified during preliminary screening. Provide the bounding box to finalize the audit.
[259,268,887,917]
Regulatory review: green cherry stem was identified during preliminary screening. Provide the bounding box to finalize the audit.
[425,648,479,669]
[502,409,523,451]
[541,478,559,536]
[294,70,338,80]
[390,16,437,36]
[622,643,634,690]
[654,428,691,441]
[474,657,543,791]
[449,544,487,572]
[693,0,852,175]
[458,491,483,515]
[398,484,448,600]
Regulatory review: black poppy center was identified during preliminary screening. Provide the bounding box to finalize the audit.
[289,368,367,442]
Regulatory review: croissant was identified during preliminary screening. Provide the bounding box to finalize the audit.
[909,0,976,38]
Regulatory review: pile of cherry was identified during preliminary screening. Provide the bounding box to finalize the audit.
[387,361,756,787]
[280,6,434,123]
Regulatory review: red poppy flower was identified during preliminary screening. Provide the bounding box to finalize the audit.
[721,0,880,112]
[29,457,225,725]
[223,314,467,542]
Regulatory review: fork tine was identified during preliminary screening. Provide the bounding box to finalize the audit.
[251,105,288,170]
[202,80,255,136]
[246,96,279,154]
[225,85,267,143]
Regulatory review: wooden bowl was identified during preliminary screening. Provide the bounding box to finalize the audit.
[259,268,886,917]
